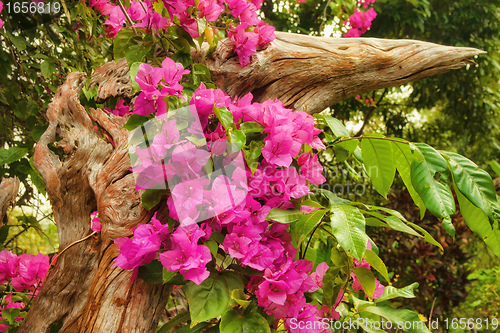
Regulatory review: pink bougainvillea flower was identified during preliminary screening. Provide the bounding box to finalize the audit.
[309,262,329,291]
[160,223,212,284]
[11,253,50,292]
[0,250,18,284]
[198,0,223,22]
[254,20,276,47]
[297,152,326,185]
[179,12,199,38]
[128,1,147,21]
[359,0,376,8]
[262,128,302,167]
[90,211,102,232]
[89,0,115,15]
[0,1,3,29]
[161,57,190,97]
[162,0,194,18]
[343,8,377,37]
[228,24,259,67]
[103,6,127,38]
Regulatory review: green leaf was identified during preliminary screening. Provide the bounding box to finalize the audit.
[266,208,303,223]
[334,139,359,162]
[317,188,350,206]
[353,266,376,298]
[2,307,21,324]
[113,28,134,59]
[442,151,499,219]
[6,31,27,51]
[330,205,368,261]
[14,101,28,120]
[410,150,455,219]
[375,282,418,303]
[292,209,327,244]
[0,147,28,165]
[141,189,166,210]
[41,60,56,78]
[221,272,244,307]
[185,275,230,326]
[231,289,251,308]
[361,136,395,198]
[243,140,263,174]
[406,222,443,251]
[228,129,246,150]
[412,143,448,174]
[455,188,500,258]
[360,306,431,333]
[220,309,271,333]
[321,115,349,138]
[138,260,164,284]
[322,267,341,306]
[126,43,153,66]
[129,62,142,92]
[490,160,500,177]
[163,269,177,283]
[363,249,389,282]
[239,122,264,134]
[123,114,150,131]
[392,141,426,218]
[213,107,234,131]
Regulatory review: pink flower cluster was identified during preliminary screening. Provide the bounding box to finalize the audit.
[90,0,169,37]
[133,58,190,116]
[343,8,377,38]
[90,211,102,232]
[358,0,376,8]
[0,1,4,29]
[0,251,49,292]
[103,100,129,117]
[114,212,213,284]
[351,242,385,299]
[89,0,276,68]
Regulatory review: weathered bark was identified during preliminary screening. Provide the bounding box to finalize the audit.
[193,32,485,114]
[21,73,172,333]
[20,32,484,332]
[0,177,20,228]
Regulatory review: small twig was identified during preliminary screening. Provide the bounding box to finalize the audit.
[428,297,436,323]
[57,232,97,258]
[117,0,138,34]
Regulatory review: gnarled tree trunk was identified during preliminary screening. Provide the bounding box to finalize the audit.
[20,33,483,332]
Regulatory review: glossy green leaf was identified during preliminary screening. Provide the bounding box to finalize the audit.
[411,157,455,219]
[360,306,431,333]
[292,209,327,244]
[220,309,270,333]
[231,289,251,308]
[162,269,177,283]
[334,139,359,162]
[392,141,426,218]
[361,136,396,198]
[375,282,418,303]
[243,140,263,174]
[406,222,443,251]
[330,205,368,261]
[353,266,376,298]
[321,115,350,138]
[456,188,500,258]
[239,122,264,134]
[363,249,389,282]
[185,275,230,326]
[221,272,244,307]
[213,107,234,131]
[228,129,246,150]
[267,208,303,223]
[443,151,499,219]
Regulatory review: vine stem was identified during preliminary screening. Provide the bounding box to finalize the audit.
[56,231,97,259]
